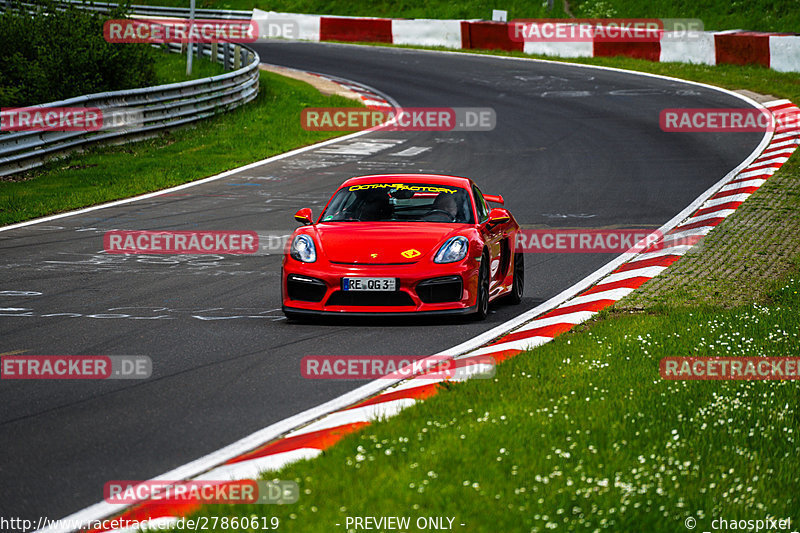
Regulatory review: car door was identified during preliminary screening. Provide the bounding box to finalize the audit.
[473,184,505,296]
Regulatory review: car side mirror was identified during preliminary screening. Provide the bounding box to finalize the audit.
[294,208,313,225]
[487,208,510,227]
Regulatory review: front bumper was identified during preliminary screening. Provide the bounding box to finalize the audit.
[282,259,479,316]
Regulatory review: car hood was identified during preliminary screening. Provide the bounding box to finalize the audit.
[312,223,463,264]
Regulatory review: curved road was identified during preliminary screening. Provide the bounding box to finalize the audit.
[0,42,764,523]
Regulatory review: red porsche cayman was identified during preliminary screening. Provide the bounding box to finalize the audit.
[281,174,524,320]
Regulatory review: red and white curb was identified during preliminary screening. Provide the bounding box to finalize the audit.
[47,98,798,533]
[305,71,395,112]
[252,9,800,73]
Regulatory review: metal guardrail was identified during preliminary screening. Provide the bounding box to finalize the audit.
[0,3,260,177]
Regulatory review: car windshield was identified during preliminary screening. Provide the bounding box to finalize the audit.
[321,183,474,223]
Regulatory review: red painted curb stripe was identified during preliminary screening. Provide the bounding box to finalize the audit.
[758,147,796,158]
[538,299,616,320]
[485,348,524,363]
[744,161,785,173]
[583,275,652,295]
[694,201,745,217]
[613,254,681,273]
[674,216,726,232]
[347,382,441,410]
[728,173,770,185]
[490,322,573,345]
[226,422,369,465]
[710,186,759,200]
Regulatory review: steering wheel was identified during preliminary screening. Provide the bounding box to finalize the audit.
[425,209,456,222]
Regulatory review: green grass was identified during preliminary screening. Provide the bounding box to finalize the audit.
[169,272,800,532]
[569,0,800,33]
[130,0,799,32]
[152,47,228,83]
[0,65,361,226]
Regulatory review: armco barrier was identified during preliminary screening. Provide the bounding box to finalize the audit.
[0,5,260,177]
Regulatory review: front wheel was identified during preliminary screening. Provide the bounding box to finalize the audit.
[473,256,490,321]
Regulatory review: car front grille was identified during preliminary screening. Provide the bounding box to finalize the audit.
[326,290,415,307]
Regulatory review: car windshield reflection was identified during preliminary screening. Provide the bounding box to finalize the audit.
[321,183,474,224]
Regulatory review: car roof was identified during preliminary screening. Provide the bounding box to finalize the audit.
[340,174,474,188]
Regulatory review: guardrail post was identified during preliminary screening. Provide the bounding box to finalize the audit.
[223,42,231,70]
[233,45,241,69]
[211,42,218,64]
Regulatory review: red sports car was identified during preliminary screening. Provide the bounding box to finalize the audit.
[281,174,524,320]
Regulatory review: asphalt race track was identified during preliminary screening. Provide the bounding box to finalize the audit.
[0,42,765,524]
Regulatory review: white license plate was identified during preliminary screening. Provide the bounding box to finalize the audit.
[343,277,396,291]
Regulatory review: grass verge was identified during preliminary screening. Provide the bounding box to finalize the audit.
[0,60,362,226]
[169,269,800,532]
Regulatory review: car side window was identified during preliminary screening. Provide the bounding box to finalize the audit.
[473,185,489,223]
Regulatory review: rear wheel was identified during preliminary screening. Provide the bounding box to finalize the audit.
[505,251,524,305]
[473,255,490,321]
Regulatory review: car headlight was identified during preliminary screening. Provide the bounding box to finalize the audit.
[434,236,469,264]
[290,234,316,263]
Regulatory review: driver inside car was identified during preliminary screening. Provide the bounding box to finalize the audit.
[429,192,458,221]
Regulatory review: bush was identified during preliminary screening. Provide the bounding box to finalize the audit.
[0,0,157,107]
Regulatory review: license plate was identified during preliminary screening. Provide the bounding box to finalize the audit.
[343,277,396,291]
